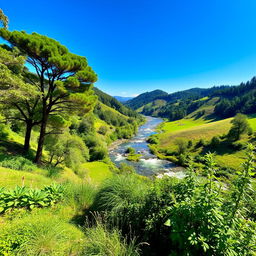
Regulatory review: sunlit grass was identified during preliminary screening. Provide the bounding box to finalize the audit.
[81,161,113,185]
[0,167,52,188]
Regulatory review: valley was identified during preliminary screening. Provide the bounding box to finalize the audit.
[0,6,255,256]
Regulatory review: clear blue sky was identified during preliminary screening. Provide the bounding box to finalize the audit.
[2,0,256,96]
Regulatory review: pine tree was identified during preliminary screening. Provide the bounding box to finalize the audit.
[0,29,97,163]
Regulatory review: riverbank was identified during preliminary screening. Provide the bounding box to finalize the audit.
[109,116,185,177]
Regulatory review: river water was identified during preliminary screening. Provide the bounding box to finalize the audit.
[109,116,185,178]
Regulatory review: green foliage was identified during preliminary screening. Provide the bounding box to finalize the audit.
[125,89,168,110]
[196,138,206,148]
[64,182,97,211]
[228,113,251,141]
[0,184,64,213]
[0,213,85,255]
[210,135,221,148]
[90,146,108,161]
[0,9,8,29]
[83,133,100,148]
[0,156,37,172]
[147,135,159,144]
[165,150,256,255]
[174,138,188,155]
[98,125,108,135]
[125,147,141,162]
[118,163,135,174]
[0,29,97,163]
[83,222,140,256]
[214,77,256,118]
[94,87,141,119]
[45,132,89,168]
[0,124,8,140]
[125,147,135,154]
[126,153,142,162]
[91,174,149,225]
[77,114,95,135]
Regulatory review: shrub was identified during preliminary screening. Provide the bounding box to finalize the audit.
[227,113,251,141]
[83,134,100,148]
[174,138,188,155]
[125,147,135,154]
[0,124,8,141]
[45,133,90,168]
[64,182,97,211]
[165,151,256,255]
[0,156,37,172]
[210,136,221,148]
[0,184,64,213]
[147,135,159,144]
[90,146,108,161]
[196,138,206,148]
[188,140,193,148]
[119,163,135,174]
[98,125,108,135]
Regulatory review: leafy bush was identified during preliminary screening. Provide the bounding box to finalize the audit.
[196,138,206,148]
[118,163,135,174]
[0,124,8,140]
[98,125,108,135]
[210,136,221,148]
[164,150,256,255]
[125,147,135,154]
[0,156,37,172]
[0,184,64,213]
[90,146,108,161]
[45,132,90,168]
[83,134,100,148]
[147,135,159,144]
[174,138,188,155]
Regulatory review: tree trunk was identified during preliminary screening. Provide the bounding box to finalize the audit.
[35,104,48,164]
[24,120,33,152]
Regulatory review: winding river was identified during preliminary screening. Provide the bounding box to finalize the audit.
[109,116,185,178]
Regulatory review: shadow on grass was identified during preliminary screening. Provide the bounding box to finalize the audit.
[0,140,35,161]
[202,139,237,156]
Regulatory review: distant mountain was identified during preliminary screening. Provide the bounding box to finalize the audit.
[125,86,231,120]
[93,87,140,118]
[125,89,168,110]
[113,96,134,102]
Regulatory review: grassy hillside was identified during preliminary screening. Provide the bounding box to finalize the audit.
[158,118,232,148]
[153,114,256,170]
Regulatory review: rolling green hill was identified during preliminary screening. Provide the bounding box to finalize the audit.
[125,89,168,110]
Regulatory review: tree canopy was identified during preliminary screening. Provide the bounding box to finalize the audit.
[0,29,98,163]
[0,9,8,29]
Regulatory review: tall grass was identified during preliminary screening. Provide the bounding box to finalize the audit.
[83,222,140,256]
[64,182,98,211]
[0,213,85,255]
[92,174,149,212]
[91,174,150,234]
